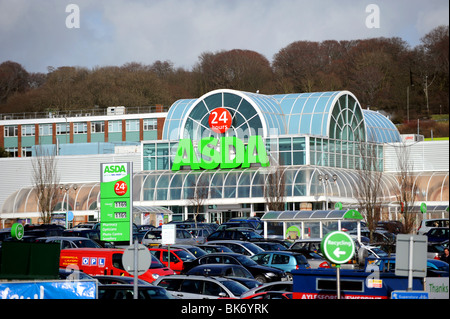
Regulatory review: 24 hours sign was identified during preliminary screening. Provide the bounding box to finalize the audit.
[100,162,133,242]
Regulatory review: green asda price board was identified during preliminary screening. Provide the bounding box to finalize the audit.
[100,162,133,243]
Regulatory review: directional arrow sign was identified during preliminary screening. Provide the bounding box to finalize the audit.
[321,231,355,264]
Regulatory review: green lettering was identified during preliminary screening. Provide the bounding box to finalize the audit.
[172,139,199,171]
[220,137,244,169]
[171,136,270,170]
[242,135,270,168]
[199,137,220,170]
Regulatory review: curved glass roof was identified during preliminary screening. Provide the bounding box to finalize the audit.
[163,89,400,144]
[272,91,366,141]
[2,171,447,217]
[363,110,401,143]
[261,209,363,221]
[163,89,286,141]
[133,166,400,204]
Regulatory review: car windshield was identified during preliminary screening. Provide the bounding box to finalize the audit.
[293,254,309,265]
[173,250,195,262]
[149,255,166,269]
[368,247,389,258]
[72,239,102,248]
[235,255,258,267]
[241,231,262,239]
[221,280,249,297]
[241,242,264,254]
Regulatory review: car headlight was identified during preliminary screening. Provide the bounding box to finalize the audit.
[152,273,160,280]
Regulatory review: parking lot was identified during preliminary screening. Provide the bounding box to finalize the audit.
[0,216,448,301]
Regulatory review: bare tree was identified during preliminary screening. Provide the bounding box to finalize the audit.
[264,165,286,211]
[354,139,384,242]
[32,146,60,224]
[188,174,209,227]
[394,142,418,234]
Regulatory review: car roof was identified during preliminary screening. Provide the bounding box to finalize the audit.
[256,250,302,255]
[157,274,236,282]
[149,247,183,251]
[38,236,93,240]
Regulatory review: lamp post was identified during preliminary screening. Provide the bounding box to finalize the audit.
[60,184,78,228]
[318,174,337,210]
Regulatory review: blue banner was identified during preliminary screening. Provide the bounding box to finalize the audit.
[0,280,97,299]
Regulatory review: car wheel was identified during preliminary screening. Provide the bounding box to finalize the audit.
[255,275,267,284]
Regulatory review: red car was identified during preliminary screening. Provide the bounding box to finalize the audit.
[148,247,196,274]
[60,248,175,283]
[242,291,293,299]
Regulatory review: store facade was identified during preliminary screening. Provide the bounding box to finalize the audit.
[133,89,402,223]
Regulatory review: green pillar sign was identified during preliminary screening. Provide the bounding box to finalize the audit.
[100,162,133,243]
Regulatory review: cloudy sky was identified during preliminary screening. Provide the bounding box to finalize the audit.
[1,0,448,73]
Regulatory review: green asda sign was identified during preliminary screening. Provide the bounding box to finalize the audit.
[100,162,133,243]
[172,135,270,171]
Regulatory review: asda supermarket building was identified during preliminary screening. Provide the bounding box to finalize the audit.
[133,88,405,223]
[2,88,448,227]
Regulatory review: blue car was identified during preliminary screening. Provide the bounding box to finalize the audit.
[251,251,310,280]
[425,227,449,243]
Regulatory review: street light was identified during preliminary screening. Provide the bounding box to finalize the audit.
[60,184,78,228]
[318,174,337,210]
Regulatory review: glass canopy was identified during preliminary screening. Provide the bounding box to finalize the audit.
[163,89,401,145]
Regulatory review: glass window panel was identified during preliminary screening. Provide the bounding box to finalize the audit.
[203,93,222,110]
[143,157,155,170]
[238,100,257,119]
[278,138,291,152]
[292,137,305,151]
[279,152,292,166]
[224,186,236,198]
[292,151,305,165]
[144,144,156,156]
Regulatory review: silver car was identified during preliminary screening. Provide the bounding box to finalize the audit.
[153,275,249,299]
[141,228,198,246]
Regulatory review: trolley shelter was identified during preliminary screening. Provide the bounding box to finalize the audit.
[261,209,363,242]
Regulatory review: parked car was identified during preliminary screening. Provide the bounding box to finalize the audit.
[72,223,96,229]
[148,247,196,274]
[185,263,261,289]
[93,275,151,285]
[205,240,264,256]
[368,257,449,277]
[252,241,287,251]
[417,218,449,235]
[428,243,447,260]
[186,228,211,244]
[60,248,175,283]
[161,244,207,258]
[240,281,293,298]
[286,248,331,269]
[36,236,103,249]
[182,252,288,283]
[98,284,173,299]
[142,228,199,246]
[251,251,310,280]
[241,291,293,299]
[153,275,249,299]
[24,224,65,237]
[62,228,114,248]
[207,228,263,241]
[217,221,258,231]
[425,227,449,243]
[58,268,95,281]
[426,259,449,277]
[196,244,234,254]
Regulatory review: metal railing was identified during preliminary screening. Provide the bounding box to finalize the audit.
[0,105,169,121]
